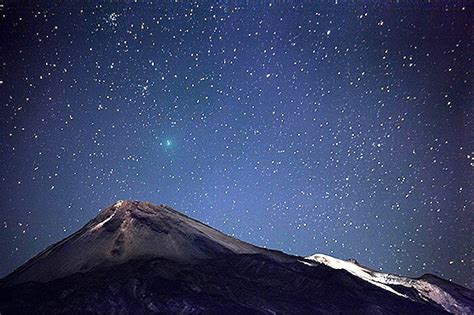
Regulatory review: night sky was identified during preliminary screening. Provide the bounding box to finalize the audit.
[0,1,472,288]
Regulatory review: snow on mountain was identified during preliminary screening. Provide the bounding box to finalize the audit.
[304,254,472,315]
[1,200,471,314]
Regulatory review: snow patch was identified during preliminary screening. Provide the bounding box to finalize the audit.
[91,210,116,231]
[114,200,125,208]
[304,254,469,315]
[302,255,406,298]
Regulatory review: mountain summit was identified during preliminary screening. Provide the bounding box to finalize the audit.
[3,200,278,285]
[1,200,472,314]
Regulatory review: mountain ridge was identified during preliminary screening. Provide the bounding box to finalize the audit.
[0,200,472,314]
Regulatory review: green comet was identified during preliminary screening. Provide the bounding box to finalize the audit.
[163,139,173,148]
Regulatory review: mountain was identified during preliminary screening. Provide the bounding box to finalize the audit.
[0,200,472,314]
[2,200,285,285]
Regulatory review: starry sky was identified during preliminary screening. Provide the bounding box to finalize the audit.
[0,1,472,288]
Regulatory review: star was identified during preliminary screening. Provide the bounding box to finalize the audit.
[0,0,470,289]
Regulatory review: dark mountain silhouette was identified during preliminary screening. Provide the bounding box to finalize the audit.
[0,200,472,314]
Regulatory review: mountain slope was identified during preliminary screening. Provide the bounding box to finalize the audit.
[3,200,285,285]
[0,200,471,314]
[304,254,473,315]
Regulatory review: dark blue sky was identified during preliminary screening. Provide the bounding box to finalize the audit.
[0,1,471,288]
